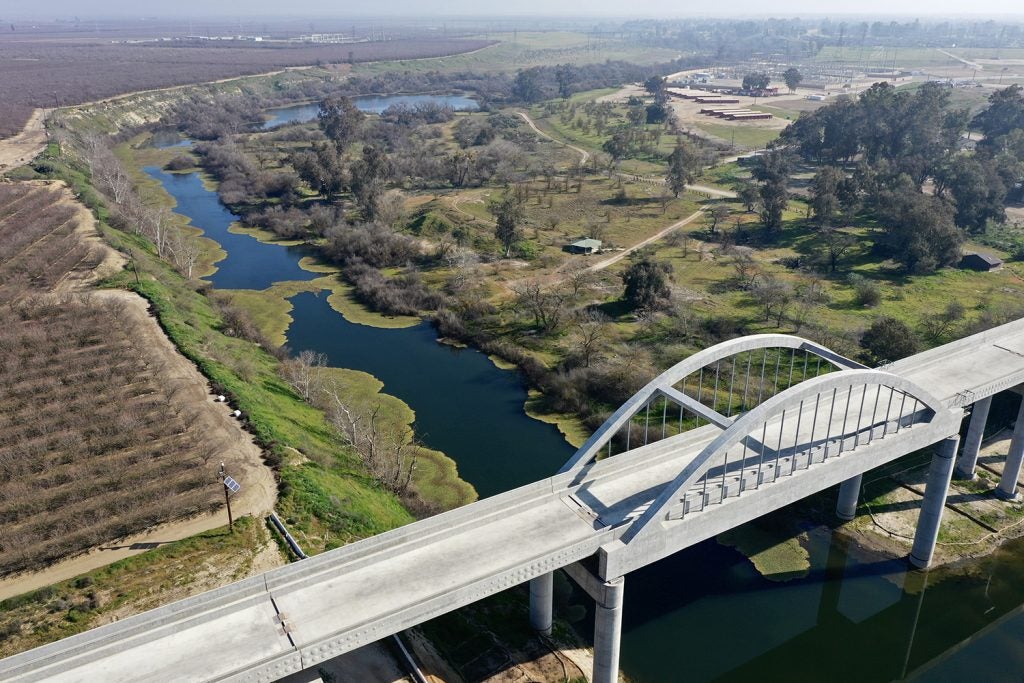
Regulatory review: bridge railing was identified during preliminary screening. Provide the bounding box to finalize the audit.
[620,369,957,543]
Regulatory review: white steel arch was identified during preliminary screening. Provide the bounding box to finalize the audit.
[561,334,864,474]
[620,368,959,544]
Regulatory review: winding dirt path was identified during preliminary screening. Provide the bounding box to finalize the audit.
[518,111,590,165]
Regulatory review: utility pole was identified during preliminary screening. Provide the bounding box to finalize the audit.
[219,462,234,532]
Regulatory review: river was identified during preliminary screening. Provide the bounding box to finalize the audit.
[261,93,479,129]
[147,135,1024,682]
[144,159,572,499]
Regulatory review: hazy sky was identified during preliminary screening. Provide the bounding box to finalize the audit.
[12,0,1024,19]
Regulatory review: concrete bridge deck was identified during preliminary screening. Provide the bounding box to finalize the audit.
[4,318,1024,682]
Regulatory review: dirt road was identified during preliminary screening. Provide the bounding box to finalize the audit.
[0,109,48,171]
[937,48,983,71]
[585,208,705,274]
[518,111,590,165]
[626,174,737,199]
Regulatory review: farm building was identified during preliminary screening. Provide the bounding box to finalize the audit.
[960,252,1003,271]
[726,112,773,120]
[565,238,603,255]
[700,108,750,116]
[695,97,740,104]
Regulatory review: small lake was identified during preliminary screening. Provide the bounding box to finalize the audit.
[261,93,479,129]
[146,125,1024,683]
[148,128,192,150]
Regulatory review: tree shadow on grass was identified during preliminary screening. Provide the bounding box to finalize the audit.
[590,299,633,320]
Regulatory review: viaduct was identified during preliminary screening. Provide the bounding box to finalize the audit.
[4,319,1024,682]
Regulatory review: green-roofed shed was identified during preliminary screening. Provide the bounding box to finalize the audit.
[565,238,603,255]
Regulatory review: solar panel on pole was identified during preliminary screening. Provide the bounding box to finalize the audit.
[224,476,241,495]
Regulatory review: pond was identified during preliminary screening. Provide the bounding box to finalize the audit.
[261,93,479,129]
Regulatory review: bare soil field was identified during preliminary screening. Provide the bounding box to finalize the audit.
[0,182,275,582]
[0,37,492,139]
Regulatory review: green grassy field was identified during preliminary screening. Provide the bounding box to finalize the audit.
[354,32,680,76]
[813,46,957,67]
[690,120,780,150]
[528,89,682,174]
[624,193,1024,346]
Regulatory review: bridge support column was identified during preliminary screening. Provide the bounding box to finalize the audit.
[997,400,1024,500]
[836,474,863,521]
[528,572,553,635]
[910,435,960,569]
[593,576,625,683]
[954,396,992,480]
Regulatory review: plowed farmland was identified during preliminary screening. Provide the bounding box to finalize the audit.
[0,183,251,577]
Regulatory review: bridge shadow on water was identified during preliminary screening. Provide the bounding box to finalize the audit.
[607,520,1024,683]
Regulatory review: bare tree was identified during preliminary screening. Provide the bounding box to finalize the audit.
[512,279,568,334]
[565,262,595,299]
[819,227,856,272]
[141,206,173,258]
[918,301,966,343]
[571,310,610,367]
[751,275,793,326]
[375,189,408,229]
[706,204,731,237]
[322,383,419,493]
[168,227,202,280]
[791,276,831,331]
[281,350,327,401]
[444,248,480,294]
[730,251,761,289]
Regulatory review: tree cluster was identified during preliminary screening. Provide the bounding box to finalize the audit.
[776,82,1024,271]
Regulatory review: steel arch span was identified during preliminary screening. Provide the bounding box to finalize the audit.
[619,367,958,543]
[561,334,865,474]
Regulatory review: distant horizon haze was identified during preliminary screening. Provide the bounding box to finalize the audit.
[5,0,1024,20]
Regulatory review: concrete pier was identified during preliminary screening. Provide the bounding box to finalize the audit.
[997,400,1024,500]
[954,396,992,480]
[528,572,553,635]
[593,577,625,683]
[910,435,960,569]
[836,474,863,520]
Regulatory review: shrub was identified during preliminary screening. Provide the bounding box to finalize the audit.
[849,273,882,307]
[323,223,421,269]
[860,317,920,364]
[163,155,194,172]
[346,261,445,316]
